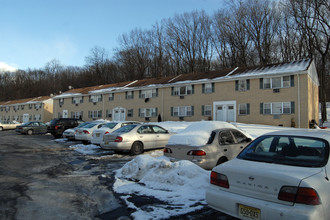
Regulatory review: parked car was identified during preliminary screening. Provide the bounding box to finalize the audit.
[91,121,140,145]
[101,124,173,155]
[48,118,84,138]
[62,122,91,140]
[75,121,106,144]
[164,122,252,170]
[206,129,330,220]
[0,121,21,131]
[16,121,48,135]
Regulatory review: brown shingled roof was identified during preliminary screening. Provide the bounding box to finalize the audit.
[0,96,51,106]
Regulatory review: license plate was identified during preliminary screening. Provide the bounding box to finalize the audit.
[238,204,260,220]
[96,133,100,137]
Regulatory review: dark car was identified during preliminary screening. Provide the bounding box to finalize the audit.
[16,121,48,135]
[48,118,84,138]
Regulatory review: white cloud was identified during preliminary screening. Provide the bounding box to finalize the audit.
[0,62,18,73]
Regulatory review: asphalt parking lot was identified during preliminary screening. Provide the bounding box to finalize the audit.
[0,130,228,220]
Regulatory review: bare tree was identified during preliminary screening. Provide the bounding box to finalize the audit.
[85,46,110,85]
[284,0,330,123]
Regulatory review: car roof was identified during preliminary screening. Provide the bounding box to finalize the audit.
[261,129,330,142]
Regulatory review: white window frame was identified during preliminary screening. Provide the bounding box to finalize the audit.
[237,80,248,91]
[88,110,102,119]
[108,93,114,101]
[204,83,213,93]
[90,94,102,103]
[139,108,157,117]
[173,106,193,117]
[173,85,193,96]
[126,91,134,99]
[140,89,157,98]
[203,105,212,116]
[263,102,292,115]
[72,97,83,104]
[239,103,249,115]
[263,76,291,89]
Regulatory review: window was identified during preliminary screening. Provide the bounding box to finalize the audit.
[72,97,83,104]
[59,99,64,105]
[108,93,114,101]
[202,83,214,93]
[89,94,102,103]
[172,85,194,96]
[88,110,102,119]
[202,105,212,116]
[140,89,158,98]
[127,109,133,117]
[260,75,294,89]
[126,91,134,100]
[235,80,250,91]
[34,114,41,121]
[172,106,194,117]
[239,103,250,115]
[261,102,294,115]
[105,109,112,118]
[71,111,83,119]
[21,105,25,110]
[139,108,157,117]
[219,131,235,145]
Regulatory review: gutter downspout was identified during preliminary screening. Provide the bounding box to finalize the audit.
[297,73,301,128]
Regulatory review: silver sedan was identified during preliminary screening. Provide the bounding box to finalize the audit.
[101,124,173,155]
[164,128,252,170]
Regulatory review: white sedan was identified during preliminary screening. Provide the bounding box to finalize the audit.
[75,122,105,144]
[206,129,330,220]
[91,121,140,145]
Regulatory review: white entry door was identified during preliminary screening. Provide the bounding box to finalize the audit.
[214,101,236,122]
[23,114,29,123]
[113,107,126,122]
[63,110,68,118]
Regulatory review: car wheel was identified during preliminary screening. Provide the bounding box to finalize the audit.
[216,157,228,165]
[130,142,144,155]
[82,140,89,145]
[27,129,33,135]
[0,127,3,131]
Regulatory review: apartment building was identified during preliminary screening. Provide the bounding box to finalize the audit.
[52,59,319,128]
[0,96,53,123]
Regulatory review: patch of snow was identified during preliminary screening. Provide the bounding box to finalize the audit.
[114,155,210,219]
[69,144,100,154]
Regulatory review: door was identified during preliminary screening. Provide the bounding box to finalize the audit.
[23,114,29,123]
[218,130,243,160]
[113,107,126,122]
[62,110,68,118]
[137,125,156,149]
[215,103,236,122]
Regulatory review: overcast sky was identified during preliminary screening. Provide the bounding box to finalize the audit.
[0,0,223,71]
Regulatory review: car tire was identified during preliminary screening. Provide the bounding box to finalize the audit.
[53,134,62,138]
[0,127,3,131]
[27,129,33,135]
[130,142,144,155]
[82,140,89,145]
[216,157,228,165]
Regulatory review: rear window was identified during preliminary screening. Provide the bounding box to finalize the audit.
[113,124,137,133]
[50,119,58,126]
[238,135,329,167]
[103,123,118,129]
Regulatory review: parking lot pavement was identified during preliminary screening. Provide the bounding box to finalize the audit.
[0,130,227,219]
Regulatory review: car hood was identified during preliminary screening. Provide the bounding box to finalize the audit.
[213,158,323,205]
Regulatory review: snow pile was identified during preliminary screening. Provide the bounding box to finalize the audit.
[148,121,191,133]
[114,155,210,219]
[167,121,244,146]
[69,144,100,154]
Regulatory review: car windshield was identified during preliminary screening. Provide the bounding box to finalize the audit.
[21,122,30,126]
[238,135,329,167]
[113,124,137,133]
[102,123,118,129]
[50,119,58,126]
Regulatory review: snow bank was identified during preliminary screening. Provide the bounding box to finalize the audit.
[167,121,243,146]
[114,155,210,219]
[69,144,100,154]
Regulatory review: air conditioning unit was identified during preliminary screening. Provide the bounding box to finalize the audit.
[273,88,280,93]
[76,104,78,106]
[180,96,184,99]
[179,116,184,121]
[93,102,97,105]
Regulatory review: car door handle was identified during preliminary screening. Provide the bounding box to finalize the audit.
[240,146,244,149]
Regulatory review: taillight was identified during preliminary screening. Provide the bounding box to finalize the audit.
[278,186,321,205]
[187,150,206,156]
[210,171,229,188]
[115,136,123,142]
[105,131,109,134]
[55,125,59,130]
[164,148,172,153]
[83,130,90,134]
